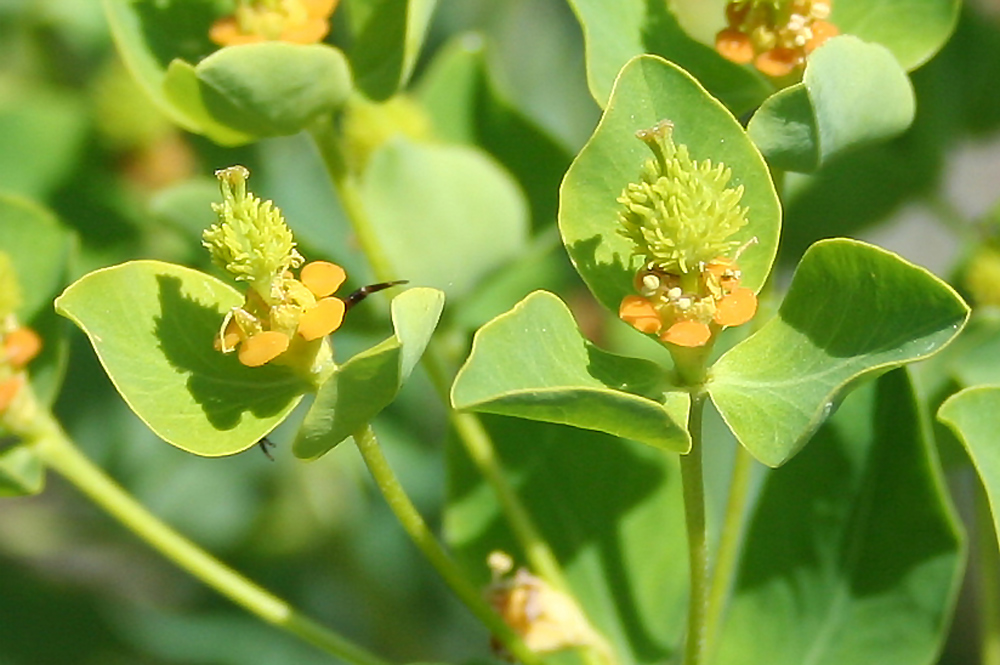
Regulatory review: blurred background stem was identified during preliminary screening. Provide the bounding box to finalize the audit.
[680,393,709,665]
[32,415,388,665]
[308,116,568,590]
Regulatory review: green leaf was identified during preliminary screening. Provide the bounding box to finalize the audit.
[344,0,437,100]
[445,417,688,663]
[709,239,969,467]
[0,445,45,497]
[102,0,224,135]
[188,42,352,138]
[362,138,528,301]
[451,291,690,452]
[560,55,780,317]
[0,195,75,406]
[834,0,961,71]
[566,0,770,111]
[161,59,254,146]
[748,36,915,173]
[939,386,1000,540]
[55,261,310,457]
[293,287,444,459]
[716,369,963,665]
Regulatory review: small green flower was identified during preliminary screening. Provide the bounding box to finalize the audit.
[617,119,749,274]
[203,165,303,306]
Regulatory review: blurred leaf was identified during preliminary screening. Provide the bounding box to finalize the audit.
[0,195,75,405]
[149,176,220,240]
[103,0,221,134]
[361,137,528,300]
[560,55,780,316]
[55,261,310,456]
[709,239,969,467]
[0,444,45,497]
[417,34,574,228]
[452,291,690,452]
[566,0,770,112]
[445,416,688,663]
[748,36,915,173]
[185,42,352,137]
[344,0,437,100]
[161,59,254,145]
[834,0,961,72]
[717,369,963,665]
[939,386,1000,540]
[293,287,444,459]
[0,89,88,199]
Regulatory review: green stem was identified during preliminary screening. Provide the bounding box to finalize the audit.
[680,394,709,665]
[308,117,568,590]
[704,443,754,653]
[33,423,387,665]
[351,425,542,665]
[976,482,1000,665]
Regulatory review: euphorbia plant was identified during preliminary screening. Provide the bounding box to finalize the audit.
[6,0,1000,663]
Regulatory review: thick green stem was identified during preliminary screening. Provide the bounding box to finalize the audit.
[680,394,710,665]
[351,425,541,665]
[33,423,387,665]
[976,483,1000,665]
[307,117,568,590]
[704,443,754,653]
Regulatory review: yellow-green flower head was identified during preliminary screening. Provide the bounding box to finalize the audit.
[617,120,749,274]
[0,252,22,321]
[203,165,303,304]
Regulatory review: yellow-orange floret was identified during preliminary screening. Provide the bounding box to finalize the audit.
[238,330,290,367]
[619,296,662,334]
[210,0,339,47]
[300,261,347,298]
[4,327,41,369]
[298,297,346,341]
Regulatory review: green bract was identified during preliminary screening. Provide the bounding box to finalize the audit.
[294,287,445,459]
[55,261,311,457]
[560,55,780,316]
[104,0,352,145]
[717,370,963,664]
[451,291,690,452]
[939,387,1000,541]
[748,36,916,172]
[709,239,969,467]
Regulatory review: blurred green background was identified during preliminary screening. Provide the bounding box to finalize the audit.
[2,0,1000,663]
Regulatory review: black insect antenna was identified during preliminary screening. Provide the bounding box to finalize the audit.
[344,280,408,311]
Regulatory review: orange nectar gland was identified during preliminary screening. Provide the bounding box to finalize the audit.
[210,0,339,47]
[715,0,838,77]
[216,260,350,367]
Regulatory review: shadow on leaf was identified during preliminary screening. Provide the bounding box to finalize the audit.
[153,274,307,430]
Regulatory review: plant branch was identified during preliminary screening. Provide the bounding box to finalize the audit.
[704,442,754,653]
[680,393,710,665]
[34,422,387,665]
[351,425,541,665]
[307,117,568,590]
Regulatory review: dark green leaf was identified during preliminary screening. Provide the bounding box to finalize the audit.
[567,0,770,112]
[560,55,780,317]
[709,239,969,467]
[344,0,436,100]
[451,291,690,452]
[834,0,961,71]
[445,416,688,663]
[748,36,915,172]
[293,287,444,459]
[717,370,963,665]
[55,261,310,456]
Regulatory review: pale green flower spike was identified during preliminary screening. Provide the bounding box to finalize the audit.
[203,165,303,304]
[617,120,749,274]
[0,252,22,321]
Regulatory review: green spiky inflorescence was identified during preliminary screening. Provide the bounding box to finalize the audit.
[617,120,749,274]
[203,165,303,305]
